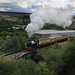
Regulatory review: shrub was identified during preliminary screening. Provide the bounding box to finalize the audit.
[1,36,21,52]
[0,36,28,53]
[0,59,41,75]
[38,48,62,64]
[15,59,41,75]
[30,36,41,40]
[0,60,18,75]
[62,39,75,75]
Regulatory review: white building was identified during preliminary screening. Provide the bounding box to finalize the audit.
[33,30,75,37]
[12,25,26,29]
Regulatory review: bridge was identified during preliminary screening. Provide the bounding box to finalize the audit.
[0,50,37,61]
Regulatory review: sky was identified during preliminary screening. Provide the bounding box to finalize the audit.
[0,0,75,14]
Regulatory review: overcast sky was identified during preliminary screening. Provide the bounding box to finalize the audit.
[0,0,75,14]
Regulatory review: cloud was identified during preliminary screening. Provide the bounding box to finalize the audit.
[0,0,36,12]
[68,0,75,2]
[68,2,75,8]
[0,0,75,13]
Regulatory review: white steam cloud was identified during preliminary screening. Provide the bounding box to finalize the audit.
[26,7,72,37]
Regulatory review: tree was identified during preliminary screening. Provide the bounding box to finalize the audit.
[41,23,65,30]
[0,60,18,75]
[15,59,41,75]
[38,62,58,75]
[1,36,21,52]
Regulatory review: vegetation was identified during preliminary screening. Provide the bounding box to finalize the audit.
[62,39,75,75]
[30,36,42,40]
[41,23,75,30]
[0,18,30,32]
[66,27,75,30]
[0,38,75,75]
[0,59,41,75]
[0,36,27,53]
[0,18,29,53]
[41,23,65,30]
[0,17,75,75]
[37,38,75,75]
[0,35,28,53]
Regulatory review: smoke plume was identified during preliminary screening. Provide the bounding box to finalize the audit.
[26,7,72,37]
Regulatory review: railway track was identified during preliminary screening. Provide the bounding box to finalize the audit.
[5,51,28,59]
[1,51,28,61]
[2,50,37,61]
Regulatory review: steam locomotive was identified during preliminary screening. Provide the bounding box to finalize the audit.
[24,36,68,50]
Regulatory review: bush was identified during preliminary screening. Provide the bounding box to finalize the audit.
[0,36,28,53]
[15,59,41,75]
[0,58,41,75]
[63,39,75,63]
[18,36,28,50]
[38,62,58,75]
[0,60,18,75]
[41,23,65,30]
[30,36,41,40]
[0,37,4,46]
[1,37,21,52]
[0,57,58,75]
[38,48,62,64]
[2,37,21,52]
[62,39,75,75]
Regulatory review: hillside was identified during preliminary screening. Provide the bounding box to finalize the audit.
[0,11,31,21]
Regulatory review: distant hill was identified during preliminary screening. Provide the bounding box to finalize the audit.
[0,11,32,21]
[0,11,31,17]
